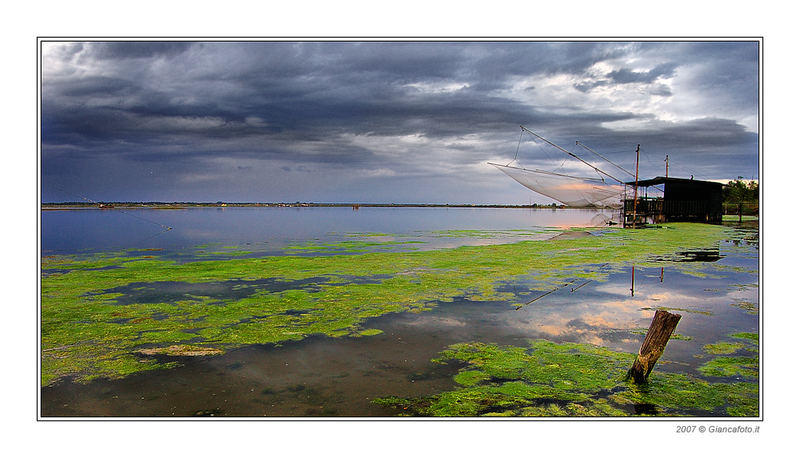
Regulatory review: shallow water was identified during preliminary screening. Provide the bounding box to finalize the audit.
[39,208,759,417]
[41,206,617,255]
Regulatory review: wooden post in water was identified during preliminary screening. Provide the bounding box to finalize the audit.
[628,310,682,383]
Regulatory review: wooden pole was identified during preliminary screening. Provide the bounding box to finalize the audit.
[628,310,682,383]
[632,144,640,228]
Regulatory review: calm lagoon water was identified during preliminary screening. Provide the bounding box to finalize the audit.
[41,206,617,255]
[40,207,759,417]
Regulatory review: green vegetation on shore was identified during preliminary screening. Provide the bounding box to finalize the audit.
[42,223,738,387]
[722,179,759,220]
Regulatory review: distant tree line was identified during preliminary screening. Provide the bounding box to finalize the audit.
[722,179,758,221]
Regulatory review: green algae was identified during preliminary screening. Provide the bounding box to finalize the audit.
[374,340,758,417]
[136,344,224,356]
[344,232,395,237]
[731,332,759,344]
[696,332,759,379]
[41,223,740,385]
[669,334,692,341]
[730,300,758,314]
[284,239,423,254]
[697,357,759,378]
[431,229,548,239]
[631,329,692,340]
[202,250,254,257]
[704,341,745,355]
[640,306,713,316]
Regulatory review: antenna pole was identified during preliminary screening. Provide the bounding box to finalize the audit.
[632,144,640,229]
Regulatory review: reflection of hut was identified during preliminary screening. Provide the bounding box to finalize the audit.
[624,177,723,226]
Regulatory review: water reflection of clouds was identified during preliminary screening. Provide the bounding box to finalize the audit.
[404,315,470,329]
[502,302,644,346]
[45,207,626,256]
[497,273,740,348]
[179,228,227,240]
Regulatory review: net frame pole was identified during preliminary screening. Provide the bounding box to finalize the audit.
[632,144,640,229]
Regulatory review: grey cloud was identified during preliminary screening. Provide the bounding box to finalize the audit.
[575,62,679,93]
[41,41,759,203]
[607,62,678,84]
[88,41,195,60]
[574,80,607,93]
[57,75,137,97]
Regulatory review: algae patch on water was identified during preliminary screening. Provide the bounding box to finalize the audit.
[136,345,224,357]
[284,239,424,254]
[41,223,739,386]
[374,340,758,417]
[697,332,760,379]
[704,341,745,355]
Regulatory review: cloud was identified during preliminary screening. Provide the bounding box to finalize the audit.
[40,40,760,203]
[607,62,679,84]
[88,41,194,60]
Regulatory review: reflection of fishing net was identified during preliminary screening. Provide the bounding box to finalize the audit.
[493,164,623,208]
[590,213,613,226]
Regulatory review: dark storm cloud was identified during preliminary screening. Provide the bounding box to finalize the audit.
[44,42,537,155]
[607,62,678,84]
[88,41,194,59]
[44,43,593,141]
[41,40,759,203]
[57,75,138,97]
[575,61,678,93]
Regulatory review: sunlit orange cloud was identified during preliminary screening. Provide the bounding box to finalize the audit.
[581,334,607,346]
[509,293,661,335]
[581,315,621,328]
[536,323,568,336]
[513,309,633,339]
[529,321,638,348]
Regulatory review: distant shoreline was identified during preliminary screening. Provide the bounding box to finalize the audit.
[41,202,577,210]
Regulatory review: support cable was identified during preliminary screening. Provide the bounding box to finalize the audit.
[520,126,624,184]
[50,186,173,232]
[507,128,525,166]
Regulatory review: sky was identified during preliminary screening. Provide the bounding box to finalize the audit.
[40,40,760,204]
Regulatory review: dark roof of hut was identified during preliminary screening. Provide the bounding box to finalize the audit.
[624,176,723,188]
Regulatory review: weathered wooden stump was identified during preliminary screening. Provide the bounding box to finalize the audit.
[628,310,682,383]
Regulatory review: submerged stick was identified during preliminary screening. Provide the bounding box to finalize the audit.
[628,310,682,383]
[516,279,578,310]
[518,264,610,309]
[570,279,592,292]
[572,263,609,293]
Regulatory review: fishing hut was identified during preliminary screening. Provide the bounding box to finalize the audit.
[623,177,723,227]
